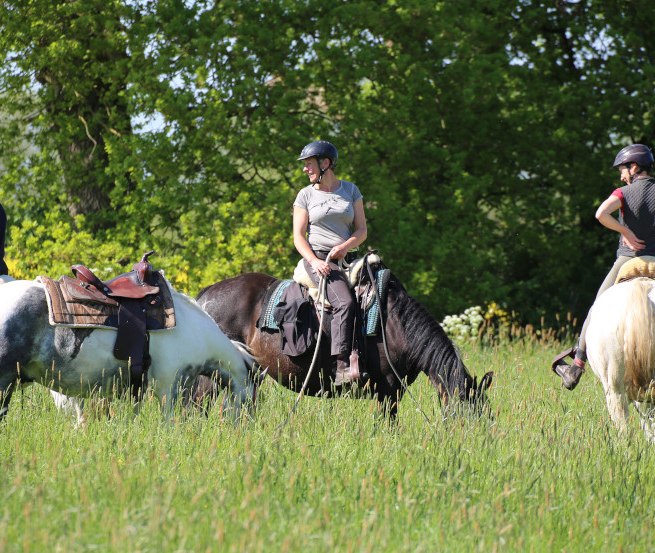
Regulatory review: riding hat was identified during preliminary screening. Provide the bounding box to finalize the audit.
[612,144,654,169]
[297,141,338,168]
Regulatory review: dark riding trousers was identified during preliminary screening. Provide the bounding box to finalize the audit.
[304,250,356,357]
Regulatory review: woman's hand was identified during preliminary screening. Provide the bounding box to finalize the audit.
[622,228,646,251]
[328,244,348,260]
[310,258,331,277]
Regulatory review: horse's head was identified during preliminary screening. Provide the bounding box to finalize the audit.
[462,371,494,415]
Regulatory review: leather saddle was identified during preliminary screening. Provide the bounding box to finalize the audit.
[292,252,382,308]
[64,251,165,400]
[71,251,160,302]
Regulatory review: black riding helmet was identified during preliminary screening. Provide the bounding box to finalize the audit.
[298,140,338,166]
[298,141,338,184]
[612,144,654,170]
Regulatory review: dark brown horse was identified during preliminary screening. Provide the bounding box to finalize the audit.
[196,270,493,418]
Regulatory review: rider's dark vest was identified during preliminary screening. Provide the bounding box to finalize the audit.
[615,176,655,257]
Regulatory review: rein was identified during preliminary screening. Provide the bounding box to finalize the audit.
[276,254,332,433]
[276,254,436,433]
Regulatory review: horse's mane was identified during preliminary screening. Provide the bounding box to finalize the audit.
[387,279,471,396]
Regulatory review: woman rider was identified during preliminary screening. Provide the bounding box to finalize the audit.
[293,141,368,386]
[554,144,655,389]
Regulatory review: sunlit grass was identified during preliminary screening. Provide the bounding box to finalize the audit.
[0,338,652,552]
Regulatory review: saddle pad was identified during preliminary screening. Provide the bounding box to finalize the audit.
[259,280,294,330]
[365,268,391,336]
[292,253,382,290]
[615,256,655,284]
[39,273,176,330]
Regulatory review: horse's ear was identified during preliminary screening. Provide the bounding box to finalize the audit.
[479,371,493,392]
[467,376,477,399]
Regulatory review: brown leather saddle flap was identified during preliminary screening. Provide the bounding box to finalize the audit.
[40,273,176,330]
[62,276,120,306]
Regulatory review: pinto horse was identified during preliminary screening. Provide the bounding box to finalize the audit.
[196,269,493,418]
[586,274,655,442]
[0,278,256,421]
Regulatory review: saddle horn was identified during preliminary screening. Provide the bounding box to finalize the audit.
[133,250,155,285]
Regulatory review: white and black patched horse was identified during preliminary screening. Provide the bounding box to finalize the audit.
[0,277,256,422]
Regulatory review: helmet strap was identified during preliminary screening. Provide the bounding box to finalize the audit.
[316,157,330,183]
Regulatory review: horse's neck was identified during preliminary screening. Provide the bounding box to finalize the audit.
[391,289,473,395]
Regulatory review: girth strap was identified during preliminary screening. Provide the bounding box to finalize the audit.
[113,298,151,399]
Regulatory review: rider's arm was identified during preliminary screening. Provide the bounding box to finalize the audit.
[595,194,645,251]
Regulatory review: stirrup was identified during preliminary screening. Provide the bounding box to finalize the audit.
[554,361,585,391]
[334,365,360,386]
[551,346,576,373]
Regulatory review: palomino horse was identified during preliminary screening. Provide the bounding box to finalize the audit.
[196,269,493,418]
[0,278,256,421]
[586,271,655,442]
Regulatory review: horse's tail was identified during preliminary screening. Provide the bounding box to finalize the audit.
[231,340,257,371]
[619,278,655,400]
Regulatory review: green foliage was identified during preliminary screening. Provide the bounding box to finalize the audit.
[1,0,654,319]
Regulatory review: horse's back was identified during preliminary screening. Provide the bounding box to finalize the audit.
[588,277,655,339]
[587,277,655,398]
[197,272,277,342]
[0,279,47,324]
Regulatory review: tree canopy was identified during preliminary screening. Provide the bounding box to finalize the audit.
[1,0,653,326]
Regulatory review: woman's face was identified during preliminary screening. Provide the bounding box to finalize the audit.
[302,157,321,183]
[618,164,635,185]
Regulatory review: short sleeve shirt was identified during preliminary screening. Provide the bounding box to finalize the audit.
[293,181,363,251]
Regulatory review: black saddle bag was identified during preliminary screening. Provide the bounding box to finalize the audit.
[273,283,317,357]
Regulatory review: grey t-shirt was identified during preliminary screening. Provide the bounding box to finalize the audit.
[293,180,363,251]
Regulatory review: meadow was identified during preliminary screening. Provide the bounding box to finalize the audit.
[1,339,653,553]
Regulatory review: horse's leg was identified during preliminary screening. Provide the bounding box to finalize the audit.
[50,390,87,428]
[375,393,399,425]
[633,402,655,443]
[603,357,630,432]
[0,377,16,421]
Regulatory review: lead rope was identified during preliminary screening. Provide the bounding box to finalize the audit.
[275,254,332,434]
[365,259,434,425]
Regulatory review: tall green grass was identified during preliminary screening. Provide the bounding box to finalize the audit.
[0,340,652,552]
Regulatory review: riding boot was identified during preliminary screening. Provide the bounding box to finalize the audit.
[334,354,360,386]
[554,359,585,390]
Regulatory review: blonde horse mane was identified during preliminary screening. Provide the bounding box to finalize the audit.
[619,278,655,401]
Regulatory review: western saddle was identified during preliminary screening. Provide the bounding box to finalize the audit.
[69,250,163,400]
